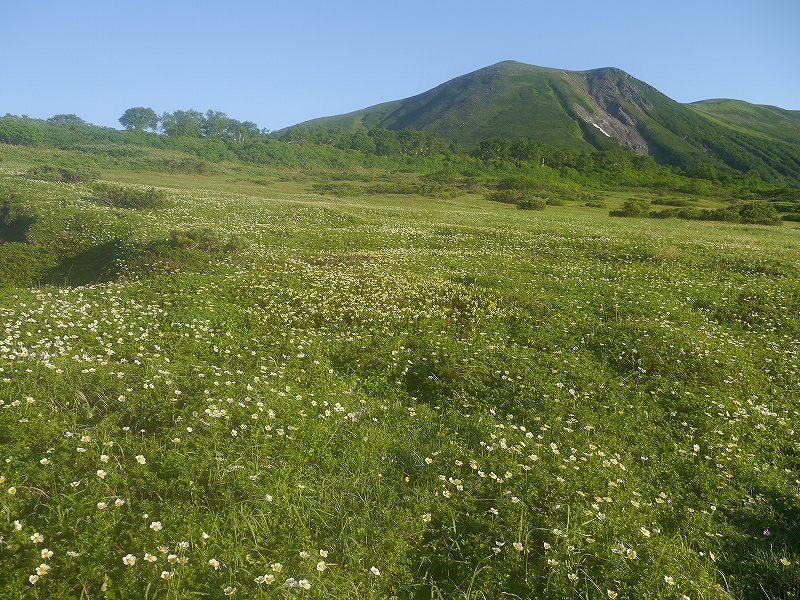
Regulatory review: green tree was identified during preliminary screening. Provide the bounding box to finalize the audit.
[370,128,401,156]
[471,138,512,161]
[348,129,376,154]
[161,110,205,137]
[0,115,44,144]
[47,114,86,126]
[201,110,231,138]
[119,107,159,131]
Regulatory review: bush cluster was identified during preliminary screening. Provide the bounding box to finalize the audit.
[26,165,99,183]
[611,198,782,225]
[90,182,167,209]
[487,189,546,210]
[169,227,250,253]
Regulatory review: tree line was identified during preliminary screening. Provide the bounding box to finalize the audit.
[119,107,263,142]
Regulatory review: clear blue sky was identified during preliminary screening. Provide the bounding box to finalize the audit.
[3,0,798,131]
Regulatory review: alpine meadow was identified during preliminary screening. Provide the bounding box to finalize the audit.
[1,61,800,600]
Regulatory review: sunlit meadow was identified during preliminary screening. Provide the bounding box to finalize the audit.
[1,146,799,599]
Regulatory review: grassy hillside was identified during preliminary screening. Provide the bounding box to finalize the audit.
[688,100,800,144]
[299,62,622,151]
[1,137,800,599]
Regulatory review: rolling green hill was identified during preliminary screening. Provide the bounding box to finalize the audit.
[688,99,800,144]
[298,61,800,186]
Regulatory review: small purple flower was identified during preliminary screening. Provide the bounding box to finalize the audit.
[763,529,771,536]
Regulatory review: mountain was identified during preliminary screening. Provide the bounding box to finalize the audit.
[297,61,800,186]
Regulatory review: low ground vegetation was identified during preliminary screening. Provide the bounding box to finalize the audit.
[1,127,799,599]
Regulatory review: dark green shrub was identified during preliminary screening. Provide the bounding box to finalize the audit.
[150,158,211,174]
[488,187,547,210]
[169,227,250,253]
[609,198,651,217]
[516,197,546,211]
[705,206,742,223]
[488,189,524,205]
[26,165,99,183]
[90,182,167,209]
[735,200,782,225]
[546,198,565,206]
[368,181,449,196]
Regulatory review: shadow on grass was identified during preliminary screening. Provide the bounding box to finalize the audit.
[45,239,124,286]
[719,483,800,598]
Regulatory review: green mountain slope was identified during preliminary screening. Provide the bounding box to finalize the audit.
[300,62,622,151]
[688,99,800,144]
[297,61,800,186]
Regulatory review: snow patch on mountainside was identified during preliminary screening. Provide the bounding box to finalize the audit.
[592,122,611,138]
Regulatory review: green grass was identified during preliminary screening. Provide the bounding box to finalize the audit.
[688,100,800,145]
[1,143,800,599]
